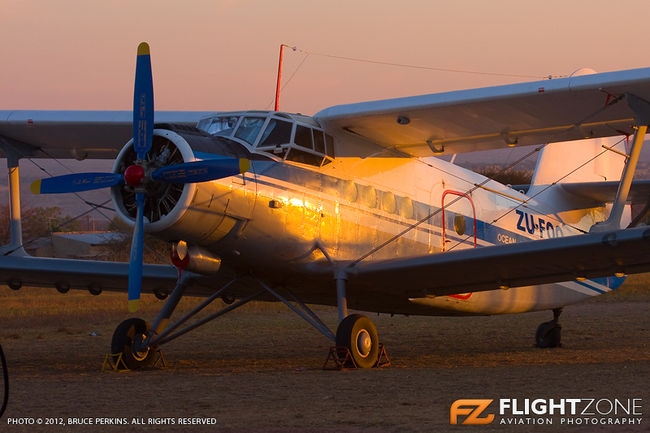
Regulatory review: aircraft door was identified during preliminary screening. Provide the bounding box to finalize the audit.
[441,190,477,252]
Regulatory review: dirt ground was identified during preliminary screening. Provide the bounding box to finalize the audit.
[0,284,648,433]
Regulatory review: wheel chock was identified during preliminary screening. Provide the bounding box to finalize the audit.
[151,349,166,369]
[101,349,166,372]
[323,346,357,370]
[101,353,130,372]
[322,344,391,370]
[375,343,391,368]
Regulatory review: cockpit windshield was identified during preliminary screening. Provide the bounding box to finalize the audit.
[197,111,335,167]
[234,117,265,144]
[205,116,239,137]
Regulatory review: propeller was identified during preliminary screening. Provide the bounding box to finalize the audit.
[30,42,249,312]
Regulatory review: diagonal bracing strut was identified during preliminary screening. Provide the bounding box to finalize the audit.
[591,93,650,232]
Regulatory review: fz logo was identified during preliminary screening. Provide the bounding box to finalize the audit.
[450,399,495,425]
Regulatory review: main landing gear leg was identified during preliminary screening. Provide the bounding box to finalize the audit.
[110,273,194,369]
[334,272,380,368]
[536,307,562,348]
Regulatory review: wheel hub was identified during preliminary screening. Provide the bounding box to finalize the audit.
[356,329,372,358]
[131,332,150,361]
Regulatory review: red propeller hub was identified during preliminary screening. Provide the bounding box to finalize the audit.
[124,164,146,187]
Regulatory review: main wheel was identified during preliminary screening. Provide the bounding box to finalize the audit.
[111,318,155,369]
[535,320,562,348]
[336,314,380,368]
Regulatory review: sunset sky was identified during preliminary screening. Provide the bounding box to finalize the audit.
[1,0,649,115]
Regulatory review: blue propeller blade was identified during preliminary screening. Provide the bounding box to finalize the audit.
[127,192,145,313]
[151,158,250,183]
[126,41,154,312]
[30,172,123,194]
[133,42,154,161]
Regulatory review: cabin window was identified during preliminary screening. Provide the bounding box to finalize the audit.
[380,191,396,214]
[234,117,265,144]
[397,196,414,219]
[454,214,466,235]
[258,119,293,148]
[357,184,377,208]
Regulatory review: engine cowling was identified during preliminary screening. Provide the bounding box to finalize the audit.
[110,127,256,246]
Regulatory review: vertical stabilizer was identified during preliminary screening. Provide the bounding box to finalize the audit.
[530,136,627,188]
[527,136,628,219]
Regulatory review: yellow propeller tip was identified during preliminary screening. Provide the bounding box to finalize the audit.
[137,42,150,56]
[128,299,140,313]
[239,158,250,173]
[30,179,41,194]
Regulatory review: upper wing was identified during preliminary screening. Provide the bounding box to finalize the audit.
[346,226,650,297]
[315,68,650,156]
[0,110,216,159]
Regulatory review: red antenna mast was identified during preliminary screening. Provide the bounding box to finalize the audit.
[274,44,295,111]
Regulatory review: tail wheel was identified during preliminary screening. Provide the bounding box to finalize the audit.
[111,318,155,369]
[336,314,380,368]
[535,320,562,348]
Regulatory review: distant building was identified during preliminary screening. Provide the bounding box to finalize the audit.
[32,231,127,259]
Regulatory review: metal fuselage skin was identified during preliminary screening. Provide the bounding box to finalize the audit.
[129,116,625,317]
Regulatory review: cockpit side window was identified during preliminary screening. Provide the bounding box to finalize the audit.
[325,134,335,158]
[293,125,313,150]
[258,119,293,148]
[234,117,265,144]
[313,130,326,154]
[286,148,323,166]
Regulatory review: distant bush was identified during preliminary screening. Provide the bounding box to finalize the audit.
[475,166,533,186]
[98,231,170,264]
[0,205,81,243]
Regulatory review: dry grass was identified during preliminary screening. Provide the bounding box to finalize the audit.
[1,276,649,432]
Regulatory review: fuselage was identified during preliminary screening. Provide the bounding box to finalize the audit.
[113,111,626,316]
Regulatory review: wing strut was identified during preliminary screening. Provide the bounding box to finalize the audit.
[0,147,26,256]
[591,93,650,232]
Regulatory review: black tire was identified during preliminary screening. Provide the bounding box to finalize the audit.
[336,314,379,368]
[55,282,70,294]
[535,320,562,348]
[111,318,155,369]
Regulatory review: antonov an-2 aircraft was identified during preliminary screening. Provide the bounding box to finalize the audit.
[2,43,650,369]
